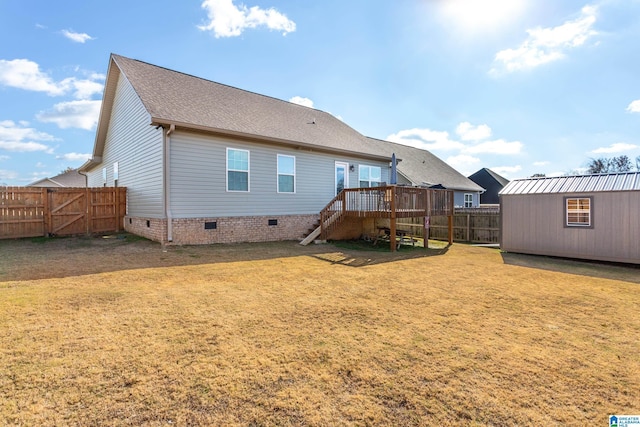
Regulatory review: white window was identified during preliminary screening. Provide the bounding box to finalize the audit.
[113,162,119,186]
[227,148,249,192]
[464,193,473,208]
[277,154,295,193]
[359,165,382,188]
[565,197,592,227]
[102,167,107,187]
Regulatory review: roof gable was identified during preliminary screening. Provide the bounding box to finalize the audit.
[88,54,389,162]
[469,168,509,187]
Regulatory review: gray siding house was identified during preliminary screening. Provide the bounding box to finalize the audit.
[81,54,479,245]
[468,168,508,205]
[27,169,86,188]
[500,173,640,264]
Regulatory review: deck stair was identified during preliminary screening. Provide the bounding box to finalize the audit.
[300,185,454,249]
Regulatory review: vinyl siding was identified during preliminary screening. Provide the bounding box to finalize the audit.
[169,131,390,217]
[454,191,480,208]
[86,73,164,217]
[501,192,640,264]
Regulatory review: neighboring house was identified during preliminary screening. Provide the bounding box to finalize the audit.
[367,137,484,207]
[468,168,509,205]
[500,172,640,264]
[27,169,86,188]
[81,54,476,245]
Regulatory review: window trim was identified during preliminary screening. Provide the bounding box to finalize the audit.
[226,147,250,192]
[564,196,593,228]
[277,154,296,194]
[102,167,107,187]
[113,162,119,187]
[358,164,382,188]
[464,193,473,208]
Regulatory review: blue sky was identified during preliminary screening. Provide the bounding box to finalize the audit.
[1,0,639,185]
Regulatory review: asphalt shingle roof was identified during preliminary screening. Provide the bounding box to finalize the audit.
[111,54,386,160]
[366,137,484,192]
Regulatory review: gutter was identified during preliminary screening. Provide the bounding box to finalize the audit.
[163,124,175,242]
[150,118,393,163]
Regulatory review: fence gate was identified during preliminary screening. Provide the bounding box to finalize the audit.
[0,187,126,239]
[48,189,88,236]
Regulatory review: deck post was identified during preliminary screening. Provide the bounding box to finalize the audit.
[423,215,429,250]
[390,185,397,252]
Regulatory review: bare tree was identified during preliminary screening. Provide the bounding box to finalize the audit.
[59,166,76,174]
[586,155,635,174]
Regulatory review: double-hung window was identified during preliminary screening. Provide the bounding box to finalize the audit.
[277,154,295,193]
[464,193,473,208]
[227,148,249,192]
[565,197,592,227]
[359,165,382,187]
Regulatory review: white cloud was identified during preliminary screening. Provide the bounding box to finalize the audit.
[491,165,522,177]
[0,155,9,161]
[61,29,94,43]
[445,154,481,175]
[590,142,639,154]
[465,139,524,155]
[627,100,640,113]
[56,152,91,162]
[36,100,101,130]
[0,169,18,181]
[456,122,492,141]
[198,0,296,38]
[289,96,314,108]
[71,78,104,99]
[387,128,464,151]
[0,120,56,153]
[491,5,598,74]
[0,59,68,96]
[0,59,103,99]
[533,161,550,167]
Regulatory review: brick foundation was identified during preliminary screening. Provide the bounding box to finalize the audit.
[125,214,319,245]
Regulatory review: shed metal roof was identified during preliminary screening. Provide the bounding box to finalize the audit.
[499,172,640,195]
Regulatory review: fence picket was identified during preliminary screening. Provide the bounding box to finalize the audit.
[0,187,126,239]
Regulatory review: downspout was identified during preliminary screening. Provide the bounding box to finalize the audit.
[164,124,175,242]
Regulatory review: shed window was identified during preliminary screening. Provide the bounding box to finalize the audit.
[277,154,295,193]
[565,197,592,227]
[227,148,249,192]
[359,165,382,187]
[464,193,473,208]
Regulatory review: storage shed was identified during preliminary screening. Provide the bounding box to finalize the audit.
[500,172,640,264]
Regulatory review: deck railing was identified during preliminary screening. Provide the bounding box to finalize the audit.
[319,185,454,240]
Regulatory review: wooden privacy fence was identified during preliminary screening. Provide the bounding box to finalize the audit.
[400,207,500,244]
[0,187,126,239]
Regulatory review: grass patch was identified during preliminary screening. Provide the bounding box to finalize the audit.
[0,242,638,425]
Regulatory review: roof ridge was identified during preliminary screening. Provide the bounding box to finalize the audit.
[511,171,640,182]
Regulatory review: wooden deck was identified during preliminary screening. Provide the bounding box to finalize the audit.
[311,185,455,251]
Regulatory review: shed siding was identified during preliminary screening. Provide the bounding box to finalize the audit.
[501,192,640,264]
[169,131,390,217]
[86,73,164,217]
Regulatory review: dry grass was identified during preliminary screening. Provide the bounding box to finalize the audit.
[1,236,638,425]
